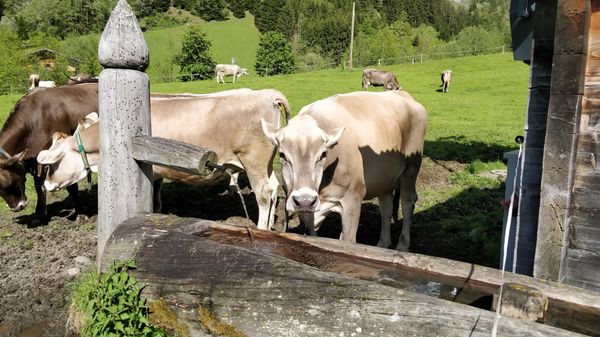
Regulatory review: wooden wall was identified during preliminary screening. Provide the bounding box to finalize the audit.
[561,0,600,291]
[535,0,600,292]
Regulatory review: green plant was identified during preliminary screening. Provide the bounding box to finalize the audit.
[75,260,172,337]
[174,25,216,81]
[255,31,294,76]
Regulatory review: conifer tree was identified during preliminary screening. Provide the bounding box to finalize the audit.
[174,25,216,81]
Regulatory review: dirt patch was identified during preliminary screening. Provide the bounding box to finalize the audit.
[0,158,495,336]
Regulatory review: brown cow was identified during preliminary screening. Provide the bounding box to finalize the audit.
[0,83,98,221]
[362,69,401,91]
[441,69,452,93]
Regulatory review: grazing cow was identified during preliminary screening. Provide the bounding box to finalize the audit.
[215,64,249,83]
[68,74,96,84]
[0,83,98,220]
[362,69,401,91]
[261,90,427,250]
[38,89,290,230]
[440,69,452,93]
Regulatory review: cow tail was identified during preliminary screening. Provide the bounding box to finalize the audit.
[274,96,291,127]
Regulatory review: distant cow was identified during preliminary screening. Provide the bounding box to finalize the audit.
[29,74,56,90]
[215,64,249,83]
[362,69,401,91]
[440,70,452,93]
[38,89,290,230]
[261,90,427,251]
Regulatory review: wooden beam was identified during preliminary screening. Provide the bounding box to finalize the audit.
[101,215,600,336]
[131,136,218,178]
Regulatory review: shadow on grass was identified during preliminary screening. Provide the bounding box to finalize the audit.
[425,136,517,164]
[295,184,504,268]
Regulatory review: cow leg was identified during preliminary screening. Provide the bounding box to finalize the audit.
[33,169,47,220]
[395,161,420,251]
[339,196,362,243]
[67,183,80,212]
[153,178,163,213]
[376,192,394,248]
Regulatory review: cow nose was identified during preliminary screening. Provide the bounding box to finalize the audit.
[292,194,317,208]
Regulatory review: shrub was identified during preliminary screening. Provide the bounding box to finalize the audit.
[255,31,294,76]
[174,25,216,81]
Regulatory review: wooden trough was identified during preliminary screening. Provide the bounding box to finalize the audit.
[93,2,600,337]
[101,214,600,337]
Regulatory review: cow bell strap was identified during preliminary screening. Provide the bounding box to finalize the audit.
[75,132,92,184]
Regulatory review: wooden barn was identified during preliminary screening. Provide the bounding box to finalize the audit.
[88,1,600,336]
[509,0,600,292]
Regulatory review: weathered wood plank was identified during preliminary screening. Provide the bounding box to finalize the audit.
[554,0,589,55]
[102,215,600,336]
[131,136,218,178]
[550,53,587,95]
[564,248,600,292]
[101,215,590,337]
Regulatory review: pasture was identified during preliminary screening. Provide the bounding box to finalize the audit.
[0,52,529,267]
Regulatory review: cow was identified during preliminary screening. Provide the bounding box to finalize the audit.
[0,83,99,221]
[37,89,291,230]
[29,74,56,90]
[440,69,452,93]
[362,69,401,91]
[215,64,249,83]
[260,90,427,251]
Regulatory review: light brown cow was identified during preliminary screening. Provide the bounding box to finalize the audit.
[362,69,401,91]
[441,69,452,93]
[38,89,290,230]
[215,64,249,83]
[261,90,427,250]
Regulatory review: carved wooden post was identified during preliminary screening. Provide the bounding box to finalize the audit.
[97,0,152,264]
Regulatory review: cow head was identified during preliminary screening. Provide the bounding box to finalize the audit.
[0,150,29,212]
[37,116,99,192]
[261,117,344,213]
[241,68,249,76]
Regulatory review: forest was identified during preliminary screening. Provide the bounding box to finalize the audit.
[0,0,510,93]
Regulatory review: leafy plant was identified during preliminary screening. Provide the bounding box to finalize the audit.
[75,259,172,337]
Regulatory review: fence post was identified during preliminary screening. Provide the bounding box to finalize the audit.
[420,54,423,63]
[97,0,153,266]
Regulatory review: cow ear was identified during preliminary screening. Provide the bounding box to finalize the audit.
[260,118,279,146]
[76,112,99,133]
[325,127,345,149]
[51,132,68,147]
[37,149,64,165]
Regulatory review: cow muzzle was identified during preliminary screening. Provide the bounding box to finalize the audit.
[288,188,319,213]
[9,199,28,212]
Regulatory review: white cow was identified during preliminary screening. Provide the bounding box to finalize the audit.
[261,90,427,250]
[29,74,56,90]
[215,64,249,83]
[38,89,290,230]
[441,70,452,93]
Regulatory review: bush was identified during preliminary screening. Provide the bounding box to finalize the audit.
[174,25,216,81]
[254,31,294,76]
[295,52,331,72]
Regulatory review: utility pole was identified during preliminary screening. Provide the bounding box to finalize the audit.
[349,1,355,70]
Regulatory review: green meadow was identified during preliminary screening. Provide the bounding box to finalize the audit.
[0,51,529,266]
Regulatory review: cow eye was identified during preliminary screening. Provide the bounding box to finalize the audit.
[279,152,287,162]
[317,151,327,162]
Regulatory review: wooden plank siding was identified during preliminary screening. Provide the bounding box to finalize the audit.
[561,0,600,290]
[535,0,589,282]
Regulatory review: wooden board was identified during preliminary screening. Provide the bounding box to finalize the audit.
[101,215,598,336]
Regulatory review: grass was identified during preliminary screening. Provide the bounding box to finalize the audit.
[0,51,529,267]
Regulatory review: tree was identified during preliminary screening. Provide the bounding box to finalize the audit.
[254,0,285,33]
[174,25,216,81]
[255,31,294,76]
[228,0,246,19]
[0,27,28,94]
[195,0,228,21]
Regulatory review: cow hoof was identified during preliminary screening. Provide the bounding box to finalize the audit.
[395,242,409,252]
[376,240,392,249]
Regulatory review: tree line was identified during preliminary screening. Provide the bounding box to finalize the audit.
[0,0,509,93]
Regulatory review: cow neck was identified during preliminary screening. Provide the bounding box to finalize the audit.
[0,114,29,158]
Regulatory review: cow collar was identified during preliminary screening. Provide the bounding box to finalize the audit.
[75,132,92,184]
[0,147,10,159]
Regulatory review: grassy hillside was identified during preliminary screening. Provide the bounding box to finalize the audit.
[144,13,260,81]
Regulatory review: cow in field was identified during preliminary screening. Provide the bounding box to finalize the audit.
[38,89,290,230]
[362,69,401,91]
[261,90,427,250]
[440,69,452,93]
[0,83,98,220]
[29,74,56,91]
[215,64,249,83]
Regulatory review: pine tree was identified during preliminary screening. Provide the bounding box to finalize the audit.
[228,0,245,19]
